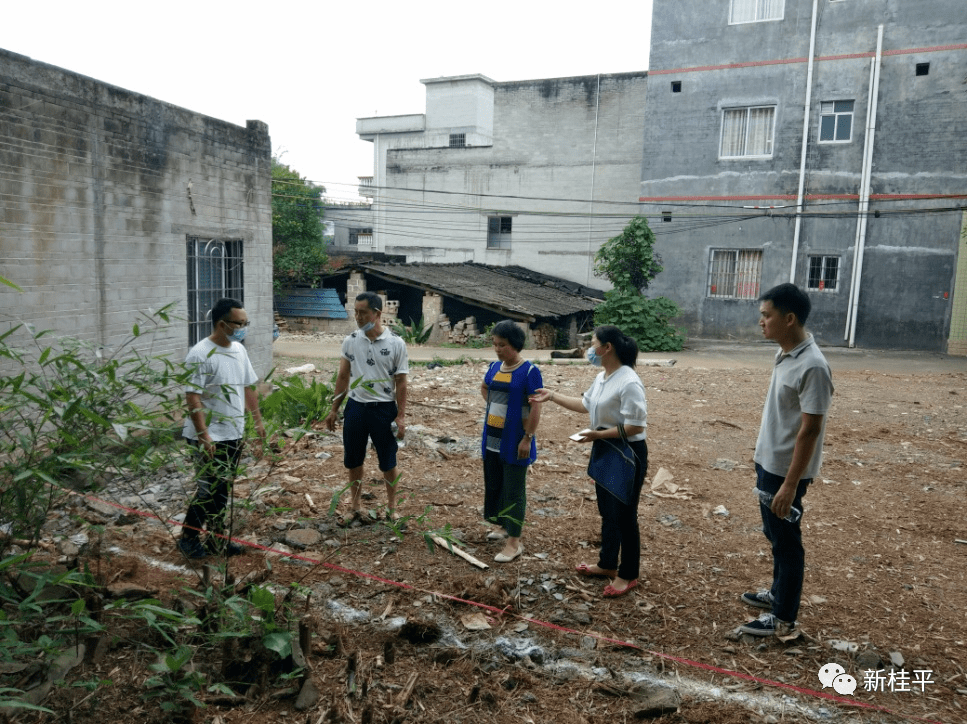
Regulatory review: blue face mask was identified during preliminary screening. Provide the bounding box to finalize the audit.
[228,327,247,343]
[359,321,375,333]
[586,346,603,366]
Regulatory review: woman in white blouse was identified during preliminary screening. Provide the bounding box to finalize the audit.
[530,326,648,597]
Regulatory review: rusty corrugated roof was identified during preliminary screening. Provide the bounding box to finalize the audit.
[356,262,602,321]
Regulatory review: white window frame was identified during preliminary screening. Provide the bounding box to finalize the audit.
[807,255,840,292]
[818,100,854,143]
[729,0,784,24]
[707,249,763,300]
[719,106,776,159]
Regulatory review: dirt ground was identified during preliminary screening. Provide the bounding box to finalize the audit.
[26,339,967,724]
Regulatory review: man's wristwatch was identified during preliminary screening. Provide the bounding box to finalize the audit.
[522,432,534,440]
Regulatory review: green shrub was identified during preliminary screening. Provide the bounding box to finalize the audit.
[0,554,106,714]
[259,372,335,433]
[0,306,189,553]
[390,317,433,345]
[594,291,686,352]
[259,373,386,444]
[0,283,461,716]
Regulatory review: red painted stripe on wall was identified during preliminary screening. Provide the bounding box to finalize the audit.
[649,57,807,75]
[648,42,967,76]
[638,194,967,202]
[883,42,967,56]
[870,193,967,200]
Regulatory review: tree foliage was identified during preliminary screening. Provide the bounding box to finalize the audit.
[272,159,328,290]
[593,215,664,290]
[592,215,686,352]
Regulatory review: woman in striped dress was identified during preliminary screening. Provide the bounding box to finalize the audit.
[480,320,543,563]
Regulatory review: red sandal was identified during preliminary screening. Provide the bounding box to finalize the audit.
[602,579,639,597]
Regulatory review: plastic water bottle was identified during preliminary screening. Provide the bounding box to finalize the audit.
[753,487,802,522]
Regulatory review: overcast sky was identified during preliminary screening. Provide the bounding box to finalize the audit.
[3,0,653,203]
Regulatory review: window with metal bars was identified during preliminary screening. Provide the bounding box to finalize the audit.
[807,255,839,291]
[449,133,466,148]
[707,249,763,299]
[186,237,244,347]
[349,228,374,246]
[487,216,512,249]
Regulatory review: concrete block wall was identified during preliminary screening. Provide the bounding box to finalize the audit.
[344,271,367,316]
[0,49,273,374]
[373,72,648,289]
[421,292,445,344]
[339,271,406,335]
[640,0,967,350]
[423,75,495,147]
[279,317,352,335]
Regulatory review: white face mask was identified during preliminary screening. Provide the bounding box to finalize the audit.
[359,321,375,333]
[586,346,603,366]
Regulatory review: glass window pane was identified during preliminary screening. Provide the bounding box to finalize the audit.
[808,257,823,288]
[836,114,852,141]
[761,0,783,20]
[834,100,854,113]
[730,0,755,23]
[721,109,747,156]
[709,250,737,296]
[820,115,835,141]
[747,107,774,155]
[736,249,762,299]
[824,257,839,290]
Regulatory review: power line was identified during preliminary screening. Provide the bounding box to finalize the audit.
[2,121,960,219]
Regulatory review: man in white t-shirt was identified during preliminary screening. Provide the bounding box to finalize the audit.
[178,298,265,559]
[324,292,408,523]
[738,283,833,639]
